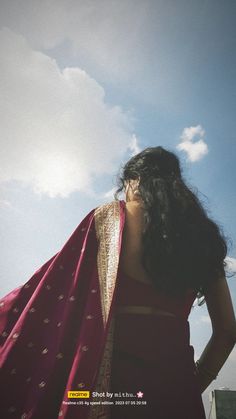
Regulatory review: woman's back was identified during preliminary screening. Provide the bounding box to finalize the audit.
[121,198,236,334]
[115,194,236,401]
[118,200,149,283]
[110,199,206,418]
[111,202,204,418]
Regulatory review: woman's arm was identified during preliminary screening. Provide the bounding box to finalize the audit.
[195,275,236,394]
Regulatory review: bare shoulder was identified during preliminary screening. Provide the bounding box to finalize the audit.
[125,200,145,221]
[204,276,236,339]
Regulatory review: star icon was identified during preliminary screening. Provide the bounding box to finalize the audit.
[137,391,144,398]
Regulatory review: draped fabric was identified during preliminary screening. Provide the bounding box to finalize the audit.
[110,269,206,419]
[0,200,126,419]
[0,199,206,419]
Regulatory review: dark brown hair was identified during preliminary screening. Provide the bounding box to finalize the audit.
[115,146,228,301]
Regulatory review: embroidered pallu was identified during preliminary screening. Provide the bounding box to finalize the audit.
[0,200,126,419]
[0,199,206,418]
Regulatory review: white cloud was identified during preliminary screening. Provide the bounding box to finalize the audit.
[0,28,134,198]
[128,134,141,156]
[225,256,236,275]
[180,125,205,142]
[103,187,117,200]
[102,134,141,198]
[0,0,151,84]
[0,198,22,215]
[0,199,13,208]
[177,124,208,162]
[0,0,189,110]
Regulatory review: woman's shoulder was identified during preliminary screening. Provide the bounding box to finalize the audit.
[93,200,125,233]
[94,199,144,215]
[95,199,124,209]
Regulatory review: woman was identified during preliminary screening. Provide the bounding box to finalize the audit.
[0,146,235,419]
[110,147,236,419]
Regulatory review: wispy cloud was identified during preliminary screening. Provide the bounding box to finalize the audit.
[102,134,141,199]
[103,187,117,200]
[0,0,151,84]
[0,28,134,198]
[0,0,190,109]
[0,199,22,215]
[225,256,236,276]
[177,125,208,162]
[193,314,211,326]
[128,134,141,156]
[0,199,13,209]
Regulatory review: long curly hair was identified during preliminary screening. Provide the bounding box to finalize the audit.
[114,146,228,302]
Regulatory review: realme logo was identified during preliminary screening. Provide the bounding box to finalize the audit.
[68,391,90,398]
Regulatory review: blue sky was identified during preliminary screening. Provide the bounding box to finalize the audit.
[0,0,236,414]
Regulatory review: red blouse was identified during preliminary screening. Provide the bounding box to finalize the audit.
[114,267,197,321]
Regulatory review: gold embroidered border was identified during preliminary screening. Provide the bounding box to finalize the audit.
[88,315,115,419]
[87,201,122,419]
[94,200,121,326]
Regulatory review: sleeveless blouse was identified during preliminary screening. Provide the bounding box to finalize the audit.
[114,266,198,320]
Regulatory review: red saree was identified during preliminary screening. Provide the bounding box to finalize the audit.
[110,267,206,418]
[0,199,206,419]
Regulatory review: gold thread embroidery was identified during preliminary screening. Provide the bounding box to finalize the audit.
[88,315,116,419]
[88,200,123,419]
[94,201,121,326]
